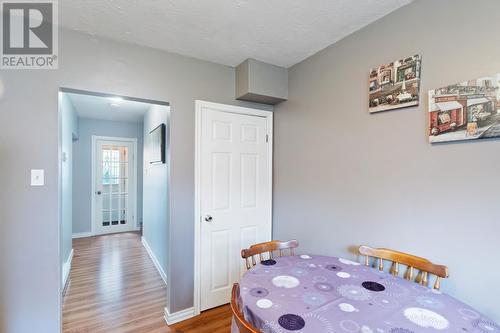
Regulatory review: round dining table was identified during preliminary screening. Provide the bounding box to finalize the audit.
[233,254,499,333]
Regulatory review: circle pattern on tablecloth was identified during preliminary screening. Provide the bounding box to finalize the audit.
[459,308,480,319]
[326,264,342,271]
[373,295,400,309]
[250,287,269,297]
[272,275,300,288]
[314,282,334,292]
[403,307,449,330]
[338,284,372,301]
[261,259,277,266]
[250,268,278,276]
[302,312,335,333]
[256,298,273,309]
[340,319,360,332]
[262,321,281,332]
[337,272,351,278]
[312,275,328,283]
[290,266,309,277]
[472,318,500,332]
[338,303,358,312]
[382,279,411,298]
[279,314,306,330]
[302,292,327,306]
[361,325,374,333]
[339,258,361,266]
[390,329,415,333]
[416,296,444,309]
[362,281,386,292]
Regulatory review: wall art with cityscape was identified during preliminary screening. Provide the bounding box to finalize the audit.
[429,74,500,143]
[369,54,421,113]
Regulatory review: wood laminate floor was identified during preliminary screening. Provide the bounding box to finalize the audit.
[63,232,231,333]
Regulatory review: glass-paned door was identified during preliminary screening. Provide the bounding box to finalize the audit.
[94,138,136,235]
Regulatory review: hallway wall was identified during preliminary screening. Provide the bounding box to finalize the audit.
[142,105,170,280]
[73,118,144,234]
[60,93,79,288]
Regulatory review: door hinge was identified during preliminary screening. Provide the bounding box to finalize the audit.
[266,134,269,143]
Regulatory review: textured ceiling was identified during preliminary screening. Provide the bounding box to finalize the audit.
[59,0,412,68]
[67,93,151,123]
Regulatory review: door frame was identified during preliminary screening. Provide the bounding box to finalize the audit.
[193,100,273,316]
[91,135,139,236]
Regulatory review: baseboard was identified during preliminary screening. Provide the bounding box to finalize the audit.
[72,232,93,239]
[62,248,74,289]
[164,306,195,325]
[141,236,168,285]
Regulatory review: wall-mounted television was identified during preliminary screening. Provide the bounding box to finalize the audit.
[149,123,166,164]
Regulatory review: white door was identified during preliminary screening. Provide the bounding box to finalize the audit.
[199,104,272,311]
[93,138,137,235]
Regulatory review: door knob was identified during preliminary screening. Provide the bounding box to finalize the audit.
[204,215,213,222]
[96,191,102,195]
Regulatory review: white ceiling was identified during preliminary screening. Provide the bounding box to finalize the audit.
[67,92,151,123]
[59,0,412,68]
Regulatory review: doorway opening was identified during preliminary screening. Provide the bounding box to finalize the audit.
[58,88,171,332]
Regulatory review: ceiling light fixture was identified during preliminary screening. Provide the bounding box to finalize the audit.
[109,96,123,102]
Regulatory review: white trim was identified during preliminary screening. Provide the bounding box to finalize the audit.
[91,136,138,236]
[62,249,74,289]
[72,232,94,239]
[57,92,64,308]
[72,228,141,239]
[92,135,140,142]
[193,100,273,316]
[164,306,195,325]
[141,236,168,285]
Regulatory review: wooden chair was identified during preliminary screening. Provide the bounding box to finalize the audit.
[231,283,260,333]
[241,240,299,270]
[358,245,449,290]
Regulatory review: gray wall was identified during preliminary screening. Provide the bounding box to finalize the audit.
[142,105,170,278]
[60,93,78,285]
[0,27,271,333]
[73,117,144,233]
[274,0,500,322]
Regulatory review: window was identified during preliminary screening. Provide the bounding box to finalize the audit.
[102,148,120,185]
[438,112,451,125]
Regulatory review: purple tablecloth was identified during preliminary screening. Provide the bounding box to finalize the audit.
[234,255,499,333]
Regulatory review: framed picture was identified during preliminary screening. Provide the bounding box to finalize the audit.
[149,123,166,164]
[429,74,500,143]
[369,54,421,113]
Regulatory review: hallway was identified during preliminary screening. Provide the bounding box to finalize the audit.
[63,232,231,333]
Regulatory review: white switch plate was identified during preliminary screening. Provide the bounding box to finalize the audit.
[31,169,45,186]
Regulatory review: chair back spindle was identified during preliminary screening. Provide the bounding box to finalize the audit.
[241,240,299,270]
[359,245,448,290]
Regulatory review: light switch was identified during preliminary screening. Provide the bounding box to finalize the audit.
[31,169,45,186]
